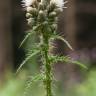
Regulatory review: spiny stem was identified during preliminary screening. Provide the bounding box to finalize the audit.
[42,30,52,96]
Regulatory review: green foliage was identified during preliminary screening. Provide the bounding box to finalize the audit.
[0,75,25,96]
[76,70,96,96]
[66,69,96,96]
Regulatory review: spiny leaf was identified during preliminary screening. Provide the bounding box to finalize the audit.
[50,35,73,50]
[25,44,41,56]
[19,24,41,48]
[49,55,87,69]
[19,30,34,48]
[24,73,43,96]
[16,50,40,73]
[28,74,43,81]
[49,55,71,64]
[71,60,88,69]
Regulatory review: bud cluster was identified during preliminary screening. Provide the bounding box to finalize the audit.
[22,0,65,34]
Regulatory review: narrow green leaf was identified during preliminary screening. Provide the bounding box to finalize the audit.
[19,30,35,48]
[71,60,88,69]
[28,74,43,82]
[19,24,43,48]
[16,50,40,73]
[50,55,87,69]
[50,35,73,50]
[24,73,43,96]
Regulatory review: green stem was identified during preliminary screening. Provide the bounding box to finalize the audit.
[42,32,52,96]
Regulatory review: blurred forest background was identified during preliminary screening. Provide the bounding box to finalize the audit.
[0,0,96,96]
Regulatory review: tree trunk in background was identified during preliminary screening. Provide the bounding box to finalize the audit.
[63,0,78,89]
[0,0,12,81]
[64,0,77,49]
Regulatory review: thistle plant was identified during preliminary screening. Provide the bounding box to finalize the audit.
[17,0,87,96]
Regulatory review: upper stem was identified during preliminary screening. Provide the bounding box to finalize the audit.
[42,30,52,96]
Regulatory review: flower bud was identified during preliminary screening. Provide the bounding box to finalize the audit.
[39,10,44,15]
[43,21,48,25]
[51,24,57,30]
[47,2,56,13]
[49,12,57,18]
[27,18,34,26]
[27,6,33,12]
[38,3,45,10]
[27,7,38,16]
[54,8,62,14]
[31,0,39,8]
[38,10,46,22]
[26,13,32,18]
